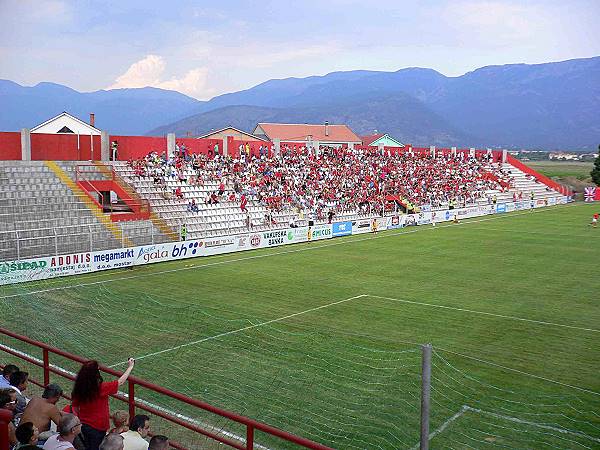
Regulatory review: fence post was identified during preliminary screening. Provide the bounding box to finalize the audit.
[121,223,125,248]
[15,231,20,260]
[128,380,135,420]
[53,228,58,255]
[89,225,93,251]
[246,425,254,450]
[43,349,50,386]
[420,343,432,450]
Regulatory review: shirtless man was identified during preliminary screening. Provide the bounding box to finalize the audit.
[20,384,63,437]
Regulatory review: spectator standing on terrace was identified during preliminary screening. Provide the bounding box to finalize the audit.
[213,142,219,156]
[14,421,40,449]
[20,383,63,439]
[42,414,81,450]
[0,364,18,388]
[240,193,248,212]
[180,224,187,241]
[110,141,119,162]
[121,415,150,450]
[10,370,29,417]
[71,359,135,450]
[148,435,169,450]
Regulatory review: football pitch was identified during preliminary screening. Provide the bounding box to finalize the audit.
[1,203,599,449]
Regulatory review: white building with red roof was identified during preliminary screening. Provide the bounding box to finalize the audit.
[253,122,362,148]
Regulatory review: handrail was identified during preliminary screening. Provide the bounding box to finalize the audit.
[76,164,151,220]
[0,223,120,236]
[0,409,11,450]
[0,327,334,450]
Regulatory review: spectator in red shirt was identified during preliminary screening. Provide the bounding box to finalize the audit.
[240,194,248,212]
[71,358,135,450]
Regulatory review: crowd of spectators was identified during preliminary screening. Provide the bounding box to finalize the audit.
[127,145,514,219]
[1,361,169,450]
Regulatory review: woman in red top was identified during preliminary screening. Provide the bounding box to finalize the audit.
[71,358,135,450]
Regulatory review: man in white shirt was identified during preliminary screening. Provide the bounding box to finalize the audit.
[121,415,150,450]
[0,364,18,389]
[42,413,82,450]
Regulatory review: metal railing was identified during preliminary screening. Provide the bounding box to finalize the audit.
[0,221,168,261]
[0,327,334,450]
[75,164,151,221]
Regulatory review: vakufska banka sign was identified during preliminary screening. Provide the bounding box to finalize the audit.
[332,221,352,236]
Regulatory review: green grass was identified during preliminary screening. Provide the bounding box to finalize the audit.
[526,160,593,180]
[2,203,600,449]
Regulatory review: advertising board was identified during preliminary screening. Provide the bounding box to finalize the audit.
[332,221,353,236]
[352,219,372,234]
[386,215,403,229]
[1,197,571,286]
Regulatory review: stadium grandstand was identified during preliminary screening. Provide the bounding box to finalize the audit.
[3,115,599,450]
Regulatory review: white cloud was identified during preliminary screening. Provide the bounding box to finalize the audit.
[443,1,547,44]
[107,55,215,99]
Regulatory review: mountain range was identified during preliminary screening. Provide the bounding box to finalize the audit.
[1,56,599,149]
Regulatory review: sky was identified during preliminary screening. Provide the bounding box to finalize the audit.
[0,0,598,100]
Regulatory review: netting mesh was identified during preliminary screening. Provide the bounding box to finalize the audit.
[1,274,599,449]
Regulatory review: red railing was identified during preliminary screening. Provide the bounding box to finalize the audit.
[0,409,11,450]
[75,165,151,221]
[506,155,572,196]
[0,327,334,450]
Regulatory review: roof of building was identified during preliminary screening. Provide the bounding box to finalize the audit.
[31,111,101,134]
[254,123,362,143]
[361,134,385,146]
[361,133,405,147]
[196,126,268,141]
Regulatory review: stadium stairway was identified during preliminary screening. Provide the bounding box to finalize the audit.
[93,161,179,241]
[0,161,171,261]
[474,162,564,208]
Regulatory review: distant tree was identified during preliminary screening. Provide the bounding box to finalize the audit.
[592,144,600,186]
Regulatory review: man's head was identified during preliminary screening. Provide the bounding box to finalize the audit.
[100,433,124,450]
[15,421,39,445]
[149,435,169,450]
[58,413,82,438]
[42,383,63,404]
[2,364,19,381]
[129,414,150,438]
[9,371,29,391]
[0,388,16,410]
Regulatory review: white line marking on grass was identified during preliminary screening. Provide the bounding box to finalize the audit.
[367,295,600,334]
[433,348,600,396]
[0,344,270,450]
[409,405,468,450]
[464,405,600,444]
[409,404,600,448]
[110,294,369,367]
[1,203,579,299]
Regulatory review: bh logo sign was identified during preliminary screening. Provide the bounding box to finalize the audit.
[172,241,202,258]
